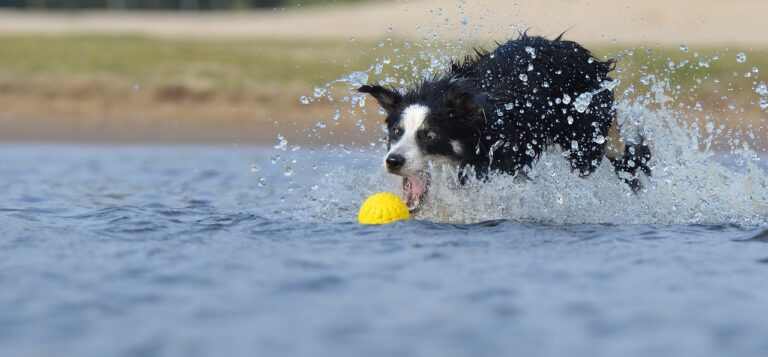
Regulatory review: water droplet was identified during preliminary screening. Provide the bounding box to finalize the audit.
[519,74,528,82]
[755,81,768,96]
[601,80,618,90]
[567,116,574,125]
[760,97,768,110]
[461,17,469,25]
[345,71,369,87]
[313,87,327,98]
[284,166,294,177]
[706,122,715,133]
[333,109,341,122]
[562,94,571,105]
[736,52,747,63]
[593,135,605,144]
[504,103,514,110]
[698,59,709,68]
[315,121,326,129]
[310,184,319,191]
[524,46,536,58]
[573,92,594,113]
[489,140,503,153]
[274,134,288,151]
[258,177,267,187]
[679,44,689,52]
[299,96,310,105]
[571,140,579,150]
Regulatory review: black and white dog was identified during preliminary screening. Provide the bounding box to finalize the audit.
[360,34,651,211]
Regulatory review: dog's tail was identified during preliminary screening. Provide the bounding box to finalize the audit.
[608,135,652,192]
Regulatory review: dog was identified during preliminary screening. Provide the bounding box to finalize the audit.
[359,34,651,212]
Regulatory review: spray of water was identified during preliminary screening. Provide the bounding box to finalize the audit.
[259,3,768,226]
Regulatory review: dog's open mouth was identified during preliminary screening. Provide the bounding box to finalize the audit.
[403,171,431,212]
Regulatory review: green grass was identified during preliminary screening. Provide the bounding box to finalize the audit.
[0,35,384,93]
[0,34,765,103]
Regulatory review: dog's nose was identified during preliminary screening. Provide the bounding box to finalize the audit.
[386,154,406,170]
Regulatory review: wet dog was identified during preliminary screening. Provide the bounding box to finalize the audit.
[360,34,651,211]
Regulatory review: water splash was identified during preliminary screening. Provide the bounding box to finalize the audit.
[262,4,768,226]
[300,98,767,225]
[573,92,594,113]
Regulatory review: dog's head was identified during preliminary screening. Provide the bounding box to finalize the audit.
[359,79,486,211]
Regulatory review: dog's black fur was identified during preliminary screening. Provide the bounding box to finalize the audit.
[360,34,651,202]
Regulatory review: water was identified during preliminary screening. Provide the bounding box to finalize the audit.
[1,144,768,357]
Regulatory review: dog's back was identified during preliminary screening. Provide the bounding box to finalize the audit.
[451,35,650,188]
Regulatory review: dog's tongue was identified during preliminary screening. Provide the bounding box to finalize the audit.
[403,171,431,212]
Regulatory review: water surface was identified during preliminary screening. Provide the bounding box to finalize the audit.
[1,144,768,357]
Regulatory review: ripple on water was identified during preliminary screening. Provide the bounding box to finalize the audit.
[0,146,767,357]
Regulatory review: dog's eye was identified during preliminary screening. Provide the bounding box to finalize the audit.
[427,131,437,140]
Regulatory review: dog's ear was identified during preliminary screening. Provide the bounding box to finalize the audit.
[358,84,402,114]
[449,92,487,125]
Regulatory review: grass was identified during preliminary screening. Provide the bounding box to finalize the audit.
[0,34,765,145]
[0,35,380,92]
[1,34,765,95]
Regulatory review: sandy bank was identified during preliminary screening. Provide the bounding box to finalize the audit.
[0,0,766,45]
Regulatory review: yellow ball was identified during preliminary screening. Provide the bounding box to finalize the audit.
[358,192,412,224]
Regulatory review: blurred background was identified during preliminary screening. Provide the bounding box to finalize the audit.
[0,0,766,149]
